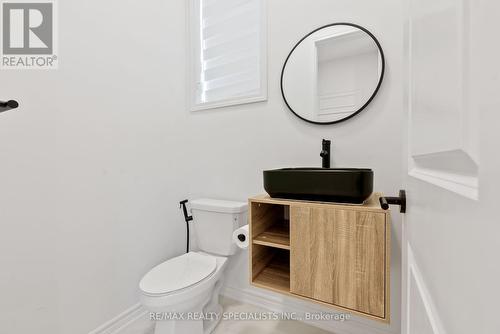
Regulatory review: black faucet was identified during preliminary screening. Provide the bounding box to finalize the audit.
[320,139,331,168]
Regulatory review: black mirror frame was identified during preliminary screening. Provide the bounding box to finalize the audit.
[280,23,386,125]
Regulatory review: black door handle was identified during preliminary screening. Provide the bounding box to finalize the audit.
[379,190,406,213]
[0,100,19,113]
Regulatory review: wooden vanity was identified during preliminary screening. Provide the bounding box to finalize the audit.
[249,194,391,322]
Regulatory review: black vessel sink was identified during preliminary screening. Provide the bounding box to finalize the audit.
[263,168,373,204]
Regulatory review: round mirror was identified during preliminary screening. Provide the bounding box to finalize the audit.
[281,23,385,125]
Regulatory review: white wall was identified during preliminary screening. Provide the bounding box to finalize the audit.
[0,0,404,333]
[0,1,188,333]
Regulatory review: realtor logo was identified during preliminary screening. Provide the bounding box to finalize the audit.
[1,1,57,69]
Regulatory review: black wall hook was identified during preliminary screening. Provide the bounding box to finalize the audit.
[379,190,406,213]
[0,100,19,114]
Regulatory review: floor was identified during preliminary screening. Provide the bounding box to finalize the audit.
[213,297,332,334]
[134,297,332,334]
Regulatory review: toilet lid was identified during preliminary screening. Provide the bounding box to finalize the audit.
[140,252,216,295]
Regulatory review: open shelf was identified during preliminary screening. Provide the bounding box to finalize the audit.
[253,220,290,250]
[250,202,291,294]
[252,249,290,293]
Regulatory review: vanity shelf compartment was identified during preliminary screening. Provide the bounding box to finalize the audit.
[249,201,290,250]
[253,220,290,250]
[250,200,291,293]
[251,246,290,294]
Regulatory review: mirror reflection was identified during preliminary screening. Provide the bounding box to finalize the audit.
[281,24,384,124]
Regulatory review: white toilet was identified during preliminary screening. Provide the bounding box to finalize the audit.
[139,199,248,334]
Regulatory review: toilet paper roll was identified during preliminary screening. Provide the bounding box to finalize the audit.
[233,225,249,250]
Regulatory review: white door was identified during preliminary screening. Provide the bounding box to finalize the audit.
[403,1,500,334]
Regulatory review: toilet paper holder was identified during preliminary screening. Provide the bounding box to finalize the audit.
[233,225,250,250]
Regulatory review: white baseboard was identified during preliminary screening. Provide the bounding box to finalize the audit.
[221,285,396,334]
[88,303,152,334]
[88,285,397,334]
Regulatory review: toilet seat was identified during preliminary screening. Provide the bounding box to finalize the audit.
[139,252,217,296]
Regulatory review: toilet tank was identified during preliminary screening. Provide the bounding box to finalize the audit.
[190,199,248,256]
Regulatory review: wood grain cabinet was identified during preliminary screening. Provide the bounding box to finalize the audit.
[249,194,391,323]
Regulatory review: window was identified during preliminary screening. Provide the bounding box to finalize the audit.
[188,0,267,111]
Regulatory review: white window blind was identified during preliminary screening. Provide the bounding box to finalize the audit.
[190,0,267,110]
